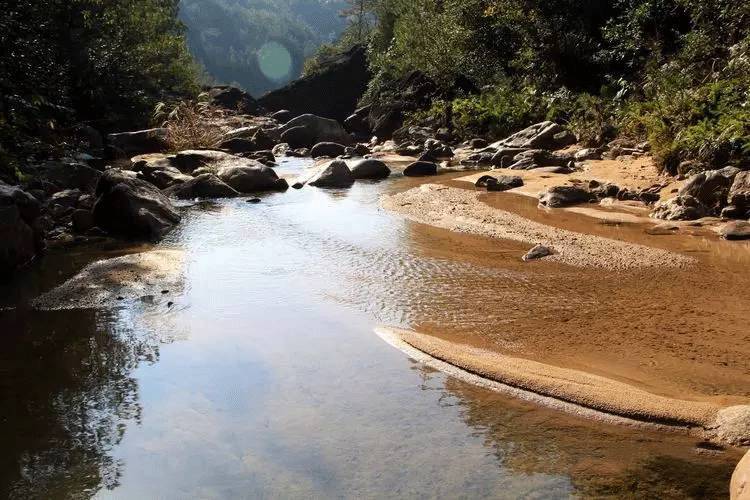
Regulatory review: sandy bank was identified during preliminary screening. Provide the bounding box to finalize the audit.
[377,326,750,445]
[382,184,692,270]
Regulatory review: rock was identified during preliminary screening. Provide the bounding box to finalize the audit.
[311,142,346,158]
[522,244,554,261]
[71,209,95,233]
[352,143,371,157]
[574,148,602,161]
[280,126,313,149]
[278,114,353,147]
[349,159,391,180]
[259,45,370,123]
[209,86,260,115]
[163,174,239,199]
[247,150,276,166]
[220,138,258,154]
[732,451,750,500]
[532,166,575,174]
[539,185,593,208]
[272,143,290,157]
[491,121,574,150]
[216,165,287,193]
[344,105,372,135]
[711,406,750,447]
[728,171,750,211]
[93,169,181,240]
[475,175,497,188]
[679,167,740,214]
[719,221,750,240]
[308,160,355,188]
[0,182,42,276]
[139,166,192,190]
[588,180,621,199]
[722,205,748,219]
[423,139,454,158]
[469,138,488,149]
[271,109,294,123]
[107,128,169,156]
[22,161,102,193]
[49,189,82,209]
[252,128,276,151]
[222,126,259,141]
[650,195,708,221]
[509,149,573,170]
[403,161,438,177]
[487,175,524,192]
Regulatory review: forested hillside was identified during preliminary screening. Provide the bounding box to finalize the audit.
[326,0,750,173]
[179,0,348,95]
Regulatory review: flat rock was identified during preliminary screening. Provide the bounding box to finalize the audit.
[719,221,750,240]
[539,185,592,208]
[164,174,239,199]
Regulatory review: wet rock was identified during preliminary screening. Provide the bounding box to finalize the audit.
[732,451,750,500]
[139,166,192,190]
[487,175,524,192]
[278,114,353,147]
[651,195,708,221]
[164,174,239,199]
[246,150,276,166]
[93,169,180,241]
[719,221,750,240]
[403,161,438,177]
[475,175,497,188]
[107,128,169,156]
[679,167,740,214]
[469,138,488,149]
[522,244,554,261]
[532,166,574,174]
[539,186,593,208]
[588,180,620,199]
[311,142,346,158]
[0,182,42,276]
[217,165,288,193]
[351,143,371,157]
[349,159,391,180]
[209,86,260,115]
[308,160,355,188]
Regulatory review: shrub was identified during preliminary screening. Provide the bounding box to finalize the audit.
[153,97,226,152]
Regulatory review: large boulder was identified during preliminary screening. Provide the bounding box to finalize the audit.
[349,159,391,180]
[539,185,593,208]
[280,126,314,149]
[208,86,261,115]
[219,138,257,154]
[720,221,750,240]
[307,160,355,188]
[107,128,169,156]
[278,114,353,147]
[650,195,707,221]
[311,142,346,158]
[403,161,438,177]
[93,169,181,240]
[0,182,42,277]
[728,171,750,212]
[259,45,370,123]
[678,167,740,214]
[21,161,101,193]
[733,451,750,500]
[164,174,239,200]
[139,166,192,190]
[491,121,575,151]
[509,149,573,170]
[216,164,288,193]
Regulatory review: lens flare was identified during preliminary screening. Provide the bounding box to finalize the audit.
[257,41,292,81]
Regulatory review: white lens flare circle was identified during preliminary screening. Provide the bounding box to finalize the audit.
[258,42,292,81]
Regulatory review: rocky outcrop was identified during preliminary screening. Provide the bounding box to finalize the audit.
[259,45,370,123]
[403,161,438,177]
[216,164,288,193]
[539,185,593,208]
[20,161,102,194]
[651,195,707,221]
[728,171,750,215]
[310,142,346,158]
[490,121,576,151]
[164,174,239,200]
[720,221,750,240]
[0,182,42,277]
[93,169,180,240]
[507,149,573,170]
[208,86,261,115]
[678,166,740,215]
[349,159,391,180]
[278,114,353,147]
[308,160,355,188]
[107,128,169,156]
[733,451,750,500]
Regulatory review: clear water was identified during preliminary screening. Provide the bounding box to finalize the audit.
[0,158,739,499]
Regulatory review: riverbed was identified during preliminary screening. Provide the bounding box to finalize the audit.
[0,157,744,498]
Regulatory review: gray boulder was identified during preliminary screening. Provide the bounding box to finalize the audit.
[21,161,101,193]
[728,171,750,211]
[107,128,169,156]
[217,164,288,193]
[311,142,346,158]
[0,182,42,276]
[164,174,239,199]
[220,138,257,154]
[522,244,554,262]
[280,126,314,149]
[278,114,353,146]
[539,185,593,208]
[308,160,355,188]
[403,161,438,177]
[650,195,707,221]
[491,121,575,150]
[679,167,740,214]
[349,159,391,180]
[93,169,180,240]
[574,148,603,161]
[139,167,192,190]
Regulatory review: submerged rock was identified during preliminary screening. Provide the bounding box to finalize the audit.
[539,185,592,208]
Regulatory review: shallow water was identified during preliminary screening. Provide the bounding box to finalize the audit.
[0,158,742,498]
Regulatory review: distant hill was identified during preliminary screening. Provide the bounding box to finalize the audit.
[179,0,348,96]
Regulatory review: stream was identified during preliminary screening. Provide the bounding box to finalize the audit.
[0,158,740,499]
